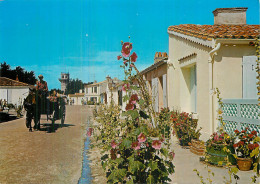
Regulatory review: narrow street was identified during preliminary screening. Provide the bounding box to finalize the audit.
[0,105,91,184]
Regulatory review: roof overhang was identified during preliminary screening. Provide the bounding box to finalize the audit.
[140,60,168,75]
[168,30,213,48]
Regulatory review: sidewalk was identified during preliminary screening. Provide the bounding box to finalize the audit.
[169,136,259,184]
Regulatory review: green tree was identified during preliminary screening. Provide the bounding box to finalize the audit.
[65,78,84,95]
[0,62,37,85]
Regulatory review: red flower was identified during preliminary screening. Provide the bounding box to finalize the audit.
[138,133,146,143]
[254,143,259,148]
[248,134,254,138]
[233,143,238,148]
[111,140,117,149]
[117,55,122,60]
[172,118,177,122]
[242,136,247,139]
[234,130,239,134]
[248,144,255,150]
[152,140,162,150]
[131,141,141,150]
[122,83,130,92]
[125,103,134,111]
[238,141,244,146]
[252,130,257,135]
[241,130,246,133]
[129,94,139,105]
[130,52,138,62]
[121,42,132,57]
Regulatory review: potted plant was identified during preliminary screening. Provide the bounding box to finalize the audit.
[233,128,259,171]
[189,127,205,156]
[205,128,236,166]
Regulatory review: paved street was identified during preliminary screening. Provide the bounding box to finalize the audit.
[0,105,91,184]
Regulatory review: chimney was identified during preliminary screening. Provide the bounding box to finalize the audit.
[213,7,248,25]
[16,75,19,81]
[154,52,168,63]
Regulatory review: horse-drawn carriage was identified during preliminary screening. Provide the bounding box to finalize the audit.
[24,88,66,132]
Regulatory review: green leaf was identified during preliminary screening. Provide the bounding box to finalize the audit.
[128,110,139,119]
[138,99,145,105]
[146,174,155,184]
[148,161,158,171]
[231,167,239,174]
[101,154,109,161]
[121,139,132,149]
[130,86,139,91]
[126,178,134,184]
[101,161,107,170]
[250,147,259,158]
[129,159,145,173]
[123,95,129,102]
[160,148,169,157]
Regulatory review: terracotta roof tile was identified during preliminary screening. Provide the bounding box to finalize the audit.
[0,77,31,87]
[168,24,260,40]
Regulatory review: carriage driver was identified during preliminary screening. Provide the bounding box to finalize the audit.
[36,74,48,114]
[36,74,48,93]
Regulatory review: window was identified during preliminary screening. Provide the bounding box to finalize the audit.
[92,87,94,93]
[94,87,97,93]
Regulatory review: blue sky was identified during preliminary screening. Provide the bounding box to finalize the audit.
[0,0,259,89]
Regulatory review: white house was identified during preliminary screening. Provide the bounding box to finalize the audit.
[0,77,32,107]
[167,7,259,139]
[68,93,85,105]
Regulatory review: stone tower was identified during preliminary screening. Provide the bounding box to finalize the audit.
[59,72,70,92]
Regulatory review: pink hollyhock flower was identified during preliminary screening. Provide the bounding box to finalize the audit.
[121,42,132,57]
[131,141,141,150]
[130,52,138,62]
[130,94,138,101]
[130,64,134,67]
[117,55,122,60]
[122,83,130,92]
[125,103,134,111]
[152,140,162,150]
[138,133,146,143]
[146,143,149,147]
[111,140,117,149]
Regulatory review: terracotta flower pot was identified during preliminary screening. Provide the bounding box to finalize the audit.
[237,157,253,171]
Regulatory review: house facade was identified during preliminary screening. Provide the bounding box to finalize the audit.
[167,7,259,140]
[0,77,32,107]
[84,81,101,103]
[140,52,168,112]
[68,93,85,105]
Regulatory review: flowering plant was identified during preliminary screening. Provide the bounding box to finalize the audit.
[171,111,201,146]
[92,40,174,183]
[233,128,260,158]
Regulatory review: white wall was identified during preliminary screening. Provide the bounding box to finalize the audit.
[0,87,29,107]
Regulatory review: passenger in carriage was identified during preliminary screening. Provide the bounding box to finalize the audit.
[49,90,59,119]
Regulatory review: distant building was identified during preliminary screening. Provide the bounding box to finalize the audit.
[68,93,85,105]
[0,77,33,106]
[59,73,70,92]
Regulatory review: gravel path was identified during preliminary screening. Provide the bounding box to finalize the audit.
[0,105,91,184]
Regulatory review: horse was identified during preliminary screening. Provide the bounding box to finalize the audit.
[23,88,42,132]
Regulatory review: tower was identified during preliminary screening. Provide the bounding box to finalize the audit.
[59,72,70,92]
